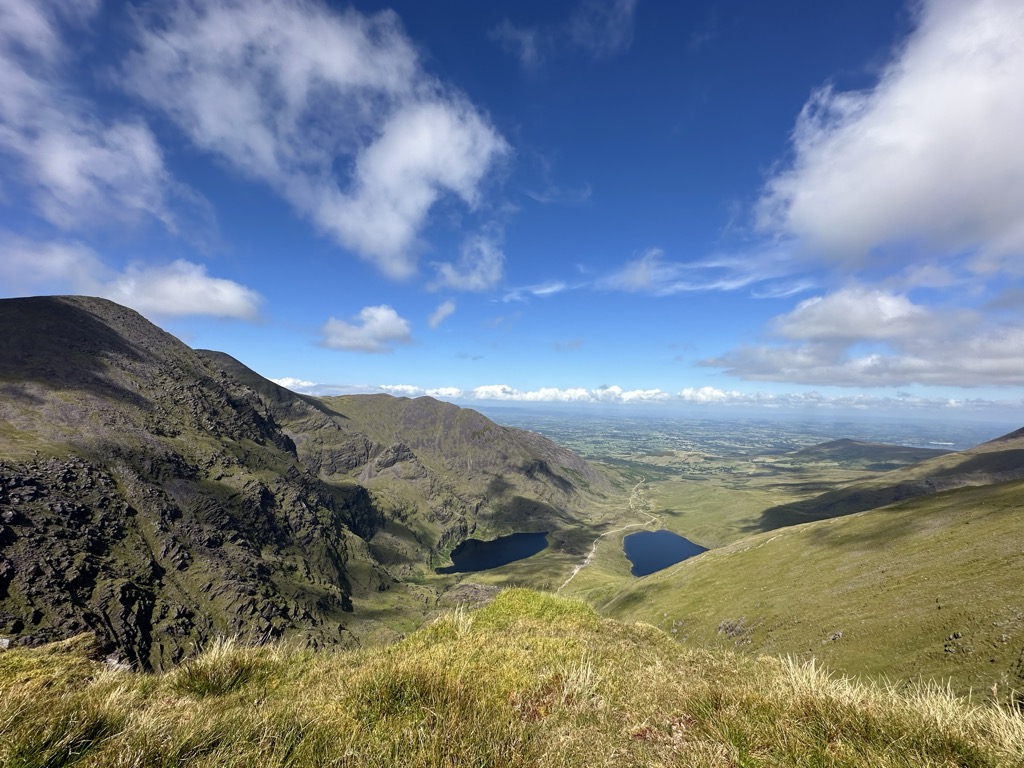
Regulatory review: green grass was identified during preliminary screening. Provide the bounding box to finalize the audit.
[2,590,1022,767]
[602,479,1024,702]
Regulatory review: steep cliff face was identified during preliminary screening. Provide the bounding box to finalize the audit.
[0,296,394,668]
[0,296,607,666]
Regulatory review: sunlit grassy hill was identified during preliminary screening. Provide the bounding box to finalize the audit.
[603,476,1024,701]
[2,589,1022,768]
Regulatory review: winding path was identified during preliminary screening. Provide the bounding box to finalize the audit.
[557,476,658,593]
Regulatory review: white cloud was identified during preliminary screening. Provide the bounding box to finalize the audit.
[703,287,1024,387]
[271,377,316,391]
[490,21,542,72]
[431,229,505,291]
[0,0,202,237]
[524,184,592,205]
[379,383,423,397]
[756,0,1024,269]
[427,386,463,398]
[0,233,261,319]
[493,0,637,70]
[773,286,932,341]
[321,305,412,353]
[122,0,508,278]
[462,384,669,404]
[297,378,1021,413]
[598,246,806,296]
[502,281,569,302]
[567,0,638,59]
[103,260,262,320]
[428,300,456,329]
[679,386,735,403]
[0,235,104,291]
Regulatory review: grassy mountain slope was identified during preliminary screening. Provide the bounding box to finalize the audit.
[0,296,604,667]
[2,589,1021,768]
[753,429,1024,532]
[603,476,1024,700]
[790,438,952,471]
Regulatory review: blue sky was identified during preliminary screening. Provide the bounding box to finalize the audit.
[3,0,1024,419]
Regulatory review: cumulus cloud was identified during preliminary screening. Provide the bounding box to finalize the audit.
[270,377,316,391]
[0,0,205,237]
[460,384,671,404]
[703,286,1024,387]
[492,0,637,70]
[360,381,1018,413]
[121,0,508,278]
[431,229,505,291]
[772,286,933,341]
[428,300,456,329]
[103,261,262,320]
[598,246,806,296]
[321,305,412,353]
[380,384,463,399]
[757,0,1024,269]
[0,233,261,319]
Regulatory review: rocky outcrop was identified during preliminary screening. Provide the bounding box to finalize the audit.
[0,296,606,666]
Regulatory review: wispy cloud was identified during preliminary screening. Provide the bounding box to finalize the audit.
[523,183,592,205]
[428,299,456,329]
[0,233,261,319]
[756,0,1024,272]
[502,280,570,302]
[320,305,412,353]
[121,0,508,279]
[0,0,209,240]
[492,0,638,71]
[598,246,807,296]
[431,228,505,291]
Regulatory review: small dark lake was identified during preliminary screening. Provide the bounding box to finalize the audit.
[436,531,549,574]
[623,530,706,576]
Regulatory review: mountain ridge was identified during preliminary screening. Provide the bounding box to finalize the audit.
[0,296,604,667]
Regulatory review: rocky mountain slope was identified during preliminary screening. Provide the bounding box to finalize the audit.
[0,296,605,668]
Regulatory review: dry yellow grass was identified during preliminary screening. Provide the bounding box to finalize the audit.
[1,590,1021,767]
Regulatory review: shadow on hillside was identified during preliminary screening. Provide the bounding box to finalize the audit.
[744,485,920,534]
[747,450,1024,535]
[0,297,151,410]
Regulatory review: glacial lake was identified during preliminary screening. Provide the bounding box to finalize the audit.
[623,530,707,576]
[436,531,549,574]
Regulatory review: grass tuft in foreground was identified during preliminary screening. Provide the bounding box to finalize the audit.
[1,589,1021,767]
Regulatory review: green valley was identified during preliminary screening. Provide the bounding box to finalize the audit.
[2,296,1024,766]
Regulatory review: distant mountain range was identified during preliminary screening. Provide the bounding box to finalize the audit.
[0,296,606,668]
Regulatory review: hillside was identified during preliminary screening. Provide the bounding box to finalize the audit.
[603,475,1024,699]
[0,296,604,667]
[2,590,1021,768]
[752,429,1024,532]
[201,352,609,578]
[791,438,952,470]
